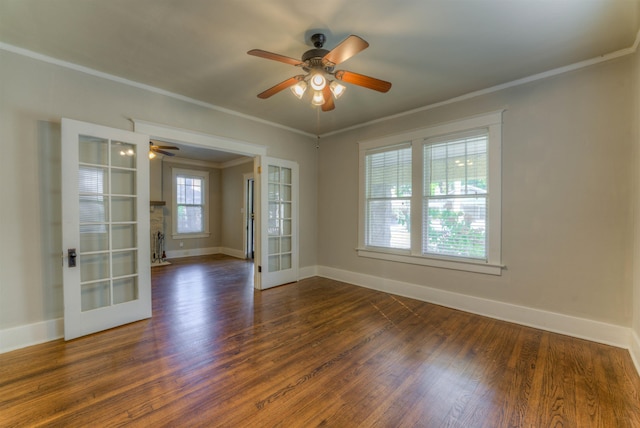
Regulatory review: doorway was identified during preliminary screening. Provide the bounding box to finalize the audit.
[134,120,266,288]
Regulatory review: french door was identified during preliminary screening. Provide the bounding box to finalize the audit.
[259,157,299,289]
[61,118,151,340]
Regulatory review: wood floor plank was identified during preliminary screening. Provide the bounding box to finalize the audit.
[1,255,639,427]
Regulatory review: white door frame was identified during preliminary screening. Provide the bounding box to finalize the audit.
[132,120,268,288]
[243,172,255,260]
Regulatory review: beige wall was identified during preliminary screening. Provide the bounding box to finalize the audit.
[318,55,635,326]
[0,50,317,330]
[160,161,222,252]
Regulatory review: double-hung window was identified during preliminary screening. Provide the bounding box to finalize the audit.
[172,168,210,238]
[358,111,503,275]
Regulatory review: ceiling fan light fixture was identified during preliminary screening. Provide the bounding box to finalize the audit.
[311,90,325,106]
[290,80,307,99]
[310,73,326,91]
[330,81,346,99]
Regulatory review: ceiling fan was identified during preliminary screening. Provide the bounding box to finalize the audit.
[149,140,179,158]
[248,33,391,111]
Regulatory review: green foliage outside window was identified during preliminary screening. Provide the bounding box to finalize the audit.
[427,206,485,259]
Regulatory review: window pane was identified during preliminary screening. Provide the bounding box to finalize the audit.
[112,197,136,222]
[81,281,110,312]
[423,197,486,259]
[425,134,487,196]
[111,141,136,169]
[366,147,412,198]
[79,135,108,165]
[193,180,202,204]
[177,175,203,205]
[79,166,107,194]
[367,199,411,249]
[111,169,136,195]
[177,205,203,233]
[113,277,138,304]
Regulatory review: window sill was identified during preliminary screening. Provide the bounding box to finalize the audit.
[356,248,504,275]
[172,232,210,240]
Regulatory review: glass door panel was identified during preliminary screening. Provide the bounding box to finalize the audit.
[79,135,109,165]
[111,197,137,222]
[80,253,110,282]
[111,169,136,195]
[113,277,138,304]
[81,281,111,311]
[112,224,136,249]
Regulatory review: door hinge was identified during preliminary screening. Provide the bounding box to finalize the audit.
[258,265,262,273]
[258,166,262,174]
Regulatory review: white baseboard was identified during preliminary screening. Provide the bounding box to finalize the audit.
[166,247,251,260]
[165,246,220,259]
[219,247,247,259]
[630,329,640,376]
[317,265,633,350]
[0,318,63,354]
[298,265,318,280]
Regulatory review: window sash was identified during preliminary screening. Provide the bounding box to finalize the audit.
[364,145,412,250]
[423,131,489,260]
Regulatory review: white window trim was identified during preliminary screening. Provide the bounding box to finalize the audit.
[357,110,504,275]
[172,167,210,239]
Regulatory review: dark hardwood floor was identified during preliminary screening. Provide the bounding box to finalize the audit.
[1,254,640,427]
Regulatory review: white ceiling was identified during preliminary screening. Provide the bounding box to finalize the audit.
[152,139,249,165]
[1,0,639,141]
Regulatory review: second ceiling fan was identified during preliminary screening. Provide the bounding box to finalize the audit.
[248,33,391,111]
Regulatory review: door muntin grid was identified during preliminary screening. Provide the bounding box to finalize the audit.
[78,135,139,311]
[267,165,292,273]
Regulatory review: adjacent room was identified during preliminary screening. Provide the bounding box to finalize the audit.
[1,0,640,426]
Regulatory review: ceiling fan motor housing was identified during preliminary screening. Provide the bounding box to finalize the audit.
[302,48,331,72]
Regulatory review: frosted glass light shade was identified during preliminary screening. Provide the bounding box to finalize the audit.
[311,91,325,106]
[310,73,326,90]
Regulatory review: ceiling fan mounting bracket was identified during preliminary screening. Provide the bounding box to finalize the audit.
[310,33,326,48]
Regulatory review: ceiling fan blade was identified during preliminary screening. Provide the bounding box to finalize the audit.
[322,86,335,112]
[247,49,303,66]
[149,140,180,150]
[153,148,176,157]
[257,75,304,99]
[152,145,179,150]
[334,70,392,93]
[322,35,369,67]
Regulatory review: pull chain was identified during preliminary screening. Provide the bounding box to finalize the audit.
[316,105,320,149]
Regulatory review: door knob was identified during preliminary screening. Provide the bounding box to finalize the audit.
[68,248,77,268]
